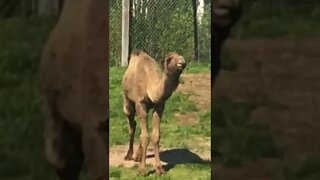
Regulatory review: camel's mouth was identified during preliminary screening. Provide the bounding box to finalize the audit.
[177,63,184,67]
[176,62,186,70]
[176,56,186,70]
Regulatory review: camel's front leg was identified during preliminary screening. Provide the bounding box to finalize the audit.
[123,99,136,160]
[124,114,136,160]
[136,103,149,176]
[152,104,165,175]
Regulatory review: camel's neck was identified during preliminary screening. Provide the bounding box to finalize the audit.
[161,72,180,94]
[147,72,180,103]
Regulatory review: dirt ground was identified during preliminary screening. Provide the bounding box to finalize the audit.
[214,37,320,179]
[109,73,211,168]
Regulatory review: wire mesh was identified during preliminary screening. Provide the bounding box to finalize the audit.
[109,0,122,67]
[129,0,194,62]
[109,0,211,67]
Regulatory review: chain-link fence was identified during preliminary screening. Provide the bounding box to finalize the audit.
[110,0,211,67]
[109,1,122,67]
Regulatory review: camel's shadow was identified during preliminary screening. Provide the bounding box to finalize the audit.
[146,148,211,174]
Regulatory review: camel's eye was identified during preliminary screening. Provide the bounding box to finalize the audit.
[165,57,172,65]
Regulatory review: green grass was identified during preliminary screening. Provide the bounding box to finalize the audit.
[184,61,211,74]
[109,66,211,178]
[109,164,211,180]
[0,17,58,179]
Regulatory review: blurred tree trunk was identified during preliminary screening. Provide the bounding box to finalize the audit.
[37,0,59,16]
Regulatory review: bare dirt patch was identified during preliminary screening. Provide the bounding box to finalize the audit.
[175,73,211,126]
[175,112,198,126]
[177,73,211,112]
[109,145,210,168]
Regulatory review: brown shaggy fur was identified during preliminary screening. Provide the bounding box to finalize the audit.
[38,1,108,179]
[122,50,186,176]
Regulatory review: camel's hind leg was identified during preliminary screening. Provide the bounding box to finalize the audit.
[123,98,136,160]
[43,101,83,180]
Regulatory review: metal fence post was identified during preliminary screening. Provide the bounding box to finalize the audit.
[192,0,199,62]
[121,0,130,67]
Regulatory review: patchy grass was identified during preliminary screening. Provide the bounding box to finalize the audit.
[109,163,211,180]
[109,66,211,178]
[184,61,211,74]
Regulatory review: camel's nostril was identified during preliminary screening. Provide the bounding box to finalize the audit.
[179,59,185,64]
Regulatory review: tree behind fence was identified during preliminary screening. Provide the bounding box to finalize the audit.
[110,0,212,67]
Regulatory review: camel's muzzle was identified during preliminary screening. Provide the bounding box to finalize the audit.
[176,57,186,70]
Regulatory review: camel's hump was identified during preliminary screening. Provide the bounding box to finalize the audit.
[128,50,156,66]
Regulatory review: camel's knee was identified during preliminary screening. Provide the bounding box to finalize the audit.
[128,120,136,134]
[123,105,130,115]
[140,134,149,147]
[137,113,147,124]
[123,101,134,116]
[151,132,160,144]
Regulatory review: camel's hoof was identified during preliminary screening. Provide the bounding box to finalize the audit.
[133,156,142,162]
[124,156,132,161]
[124,154,133,161]
[155,166,165,175]
[137,167,147,176]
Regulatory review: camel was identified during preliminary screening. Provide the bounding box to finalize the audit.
[121,50,186,176]
[212,0,243,86]
[38,0,108,179]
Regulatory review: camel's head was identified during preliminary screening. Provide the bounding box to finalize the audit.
[163,52,186,75]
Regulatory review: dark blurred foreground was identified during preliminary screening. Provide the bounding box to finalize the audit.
[0,0,320,179]
[214,1,320,180]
